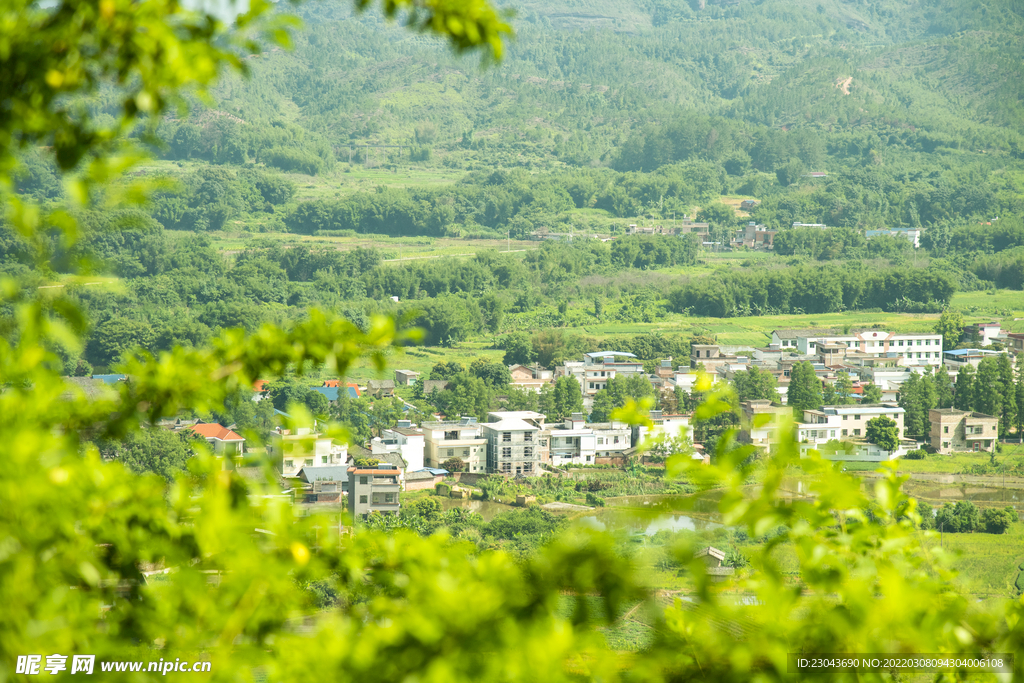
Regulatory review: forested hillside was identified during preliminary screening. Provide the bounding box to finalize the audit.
[4,0,1024,371]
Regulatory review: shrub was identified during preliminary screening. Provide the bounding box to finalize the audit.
[904,448,928,460]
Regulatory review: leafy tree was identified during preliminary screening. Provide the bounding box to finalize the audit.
[954,364,976,411]
[997,353,1017,437]
[354,457,380,468]
[470,358,512,388]
[369,397,405,436]
[982,507,1015,534]
[865,416,900,453]
[936,500,981,533]
[932,368,954,409]
[441,457,467,472]
[934,309,964,351]
[430,361,465,380]
[733,367,778,402]
[548,376,584,422]
[860,382,883,404]
[266,379,329,418]
[787,361,821,417]
[588,390,615,423]
[898,372,931,437]
[1016,353,1024,434]
[502,332,536,366]
[101,428,203,480]
[833,371,854,404]
[974,356,1004,426]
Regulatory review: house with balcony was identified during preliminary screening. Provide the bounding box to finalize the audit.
[273,428,348,478]
[572,351,646,397]
[929,408,999,454]
[347,464,401,519]
[481,411,544,476]
[422,417,487,472]
[798,403,908,461]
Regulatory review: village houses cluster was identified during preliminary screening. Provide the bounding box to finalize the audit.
[90,319,1016,520]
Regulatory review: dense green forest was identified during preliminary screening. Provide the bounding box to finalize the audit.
[4,0,1024,368]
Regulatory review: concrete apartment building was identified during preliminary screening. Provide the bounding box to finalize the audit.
[482,411,546,476]
[770,329,944,367]
[929,409,999,454]
[347,464,401,519]
[421,417,487,472]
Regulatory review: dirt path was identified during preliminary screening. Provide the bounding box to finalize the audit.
[835,76,853,95]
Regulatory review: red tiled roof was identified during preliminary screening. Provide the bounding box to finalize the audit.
[324,380,340,387]
[253,380,270,392]
[191,423,245,442]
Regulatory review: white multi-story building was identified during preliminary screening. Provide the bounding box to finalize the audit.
[421,417,487,472]
[371,422,425,472]
[482,411,546,476]
[273,428,348,477]
[770,329,943,367]
[798,403,908,461]
[573,351,646,396]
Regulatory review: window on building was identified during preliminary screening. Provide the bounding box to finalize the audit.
[524,432,533,442]
[830,430,836,438]
[855,415,861,420]
[916,340,922,346]
[586,456,592,462]
[540,439,547,446]
[502,432,511,442]
[384,494,395,504]
[944,426,949,434]
[360,476,368,485]
[597,437,604,445]
[524,447,533,458]
[322,456,329,464]
[925,339,931,345]
[501,463,512,473]
[447,449,454,458]
[285,459,293,469]
[523,463,532,473]
[463,449,469,457]
[305,459,313,466]
[842,429,848,437]
[359,495,367,504]
[444,431,458,440]
[614,436,620,444]
[502,447,512,458]
[898,340,904,346]
[589,383,594,389]
[853,429,861,436]
[842,415,848,420]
